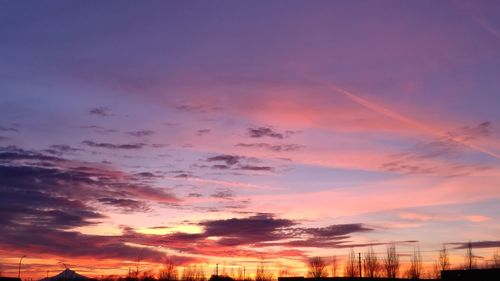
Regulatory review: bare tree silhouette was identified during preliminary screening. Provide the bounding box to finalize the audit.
[278,268,290,278]
[330,255,338,277]
[194,265,206,281]
[307,257,327,278]
[229,265,237,279]
[465,241,476,270]
[142,270,156,281]
[222,263,228,278]
[182,266,195,281]
[344,248,358,277]
[236,266,244,281]
[430,262,441,279]
[364,246,380,278]
[406,247,422,279]
[134,249,145,280]
[182,265,206,281]
[439,244,450,271]
[494,248,500,268]
[255,260,273,281]
[159,256,178,281]
[383,244,399,279]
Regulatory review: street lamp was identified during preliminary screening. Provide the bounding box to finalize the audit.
[18,255,27,279]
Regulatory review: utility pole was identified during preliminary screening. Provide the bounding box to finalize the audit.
[358,252,362,278]
[216,264,219,276]
[18,255,27,279]
[243,267,245,280]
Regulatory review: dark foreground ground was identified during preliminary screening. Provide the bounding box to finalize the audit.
[278,277,436,281]
[277,268,500,281]
[279,278,433,281]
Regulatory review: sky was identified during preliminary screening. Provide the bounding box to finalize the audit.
[1,0,500,279]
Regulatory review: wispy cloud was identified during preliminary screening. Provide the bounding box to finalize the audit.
[236,143,302,152]
[127,130,155,137]
[43,144,83,156]
[175,104,221,113]
[88,106,112,117]
[82,140,147,149]
[196,129,211,136]
[80,125,117,134]
[211,188,234,200]
[380,121,494,176]
[247,127,287,139]
[450,240,500,250]
[204,154,274,172]
[0,125,19,132]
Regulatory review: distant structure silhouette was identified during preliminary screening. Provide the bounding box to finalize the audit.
[0,278,22,281]
[38,269,95,281]
[441,268,500,281]
[208,275,234,281]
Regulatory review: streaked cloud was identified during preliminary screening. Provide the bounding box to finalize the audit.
[82,140,147,149]
[88,107,112,117]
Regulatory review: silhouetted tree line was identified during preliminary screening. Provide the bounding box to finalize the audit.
[305,244,500,279]
[3,245,500,281]
[113,256,269,281]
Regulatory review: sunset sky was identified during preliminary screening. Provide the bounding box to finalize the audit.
[1,0,500,279]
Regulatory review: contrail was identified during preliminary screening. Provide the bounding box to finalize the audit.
[476,18,500,40]
[323,82,500,160]
[452,0,500,41]
[163,176,278,190]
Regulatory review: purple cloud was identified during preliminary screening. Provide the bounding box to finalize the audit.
[82,140,147,149]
